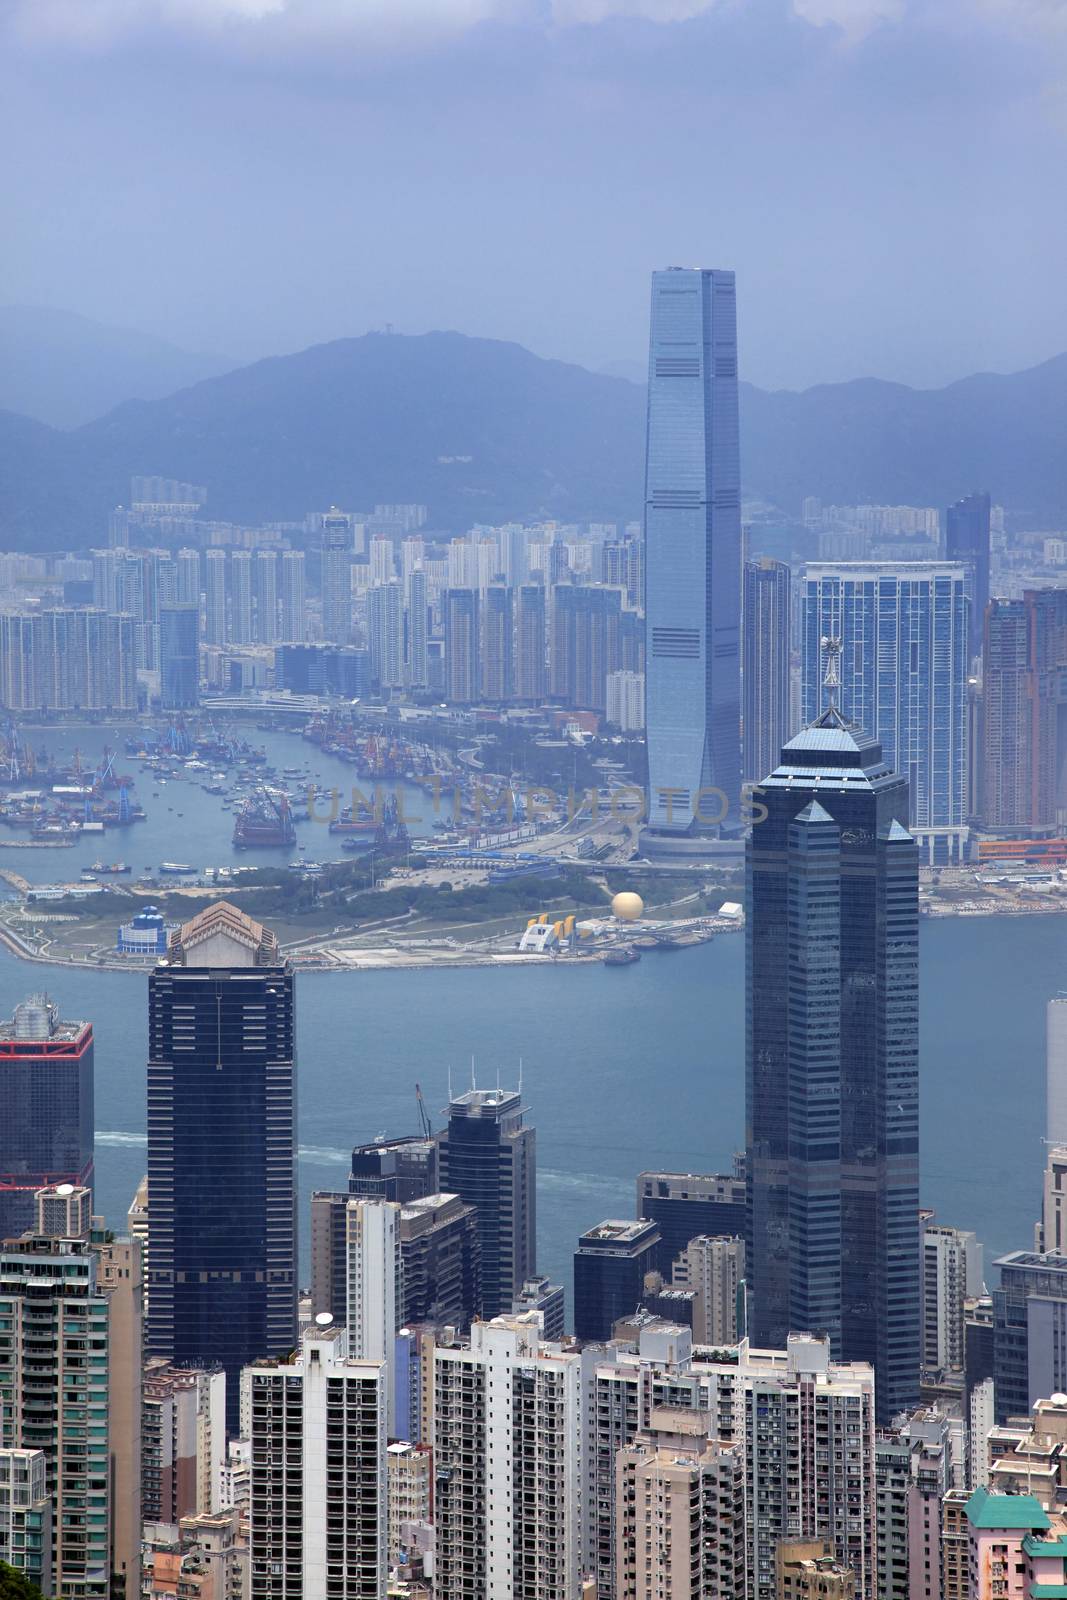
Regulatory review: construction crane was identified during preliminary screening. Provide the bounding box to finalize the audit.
[415,1083,433,1140]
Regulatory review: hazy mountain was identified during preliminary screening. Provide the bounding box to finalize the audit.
[0,306,233,428]
[1,329,1066,547]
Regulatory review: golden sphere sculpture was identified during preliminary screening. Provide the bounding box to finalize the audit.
[611,891,644,922]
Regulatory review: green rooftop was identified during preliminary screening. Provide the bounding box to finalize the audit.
[1029,1586,1067,1597]
[965,1486,1050,1531]
[1024,1535,1067,1556]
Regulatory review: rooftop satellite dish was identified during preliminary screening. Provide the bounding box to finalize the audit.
[314,1311,334,1327]
[1051,1392,1067,1406]
[55,1183,75,1196]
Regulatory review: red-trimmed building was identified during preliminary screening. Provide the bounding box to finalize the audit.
[0,994,93,1239]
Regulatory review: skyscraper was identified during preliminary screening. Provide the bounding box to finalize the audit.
[146,902,296,1431]
[443,587,480,704]
[437,1087,535,1319]
[515,581,547,702]
[945,490,991,661]
[278,550,306,643]
[801,562,969,863]
[320,507,353,643]
[573,1218,661,1342]
[159,604,199,710]
[229,550,253,644]
[367,580,404,689]
[746,700,921,1420]
[644,267,742,835]
[407,567,429,690]
[481,583,513,702]
[0,995,93,1240]
[982,588,1067,834]
[253,549,278,645]
[743,556,791,786]
[203,549,227,646]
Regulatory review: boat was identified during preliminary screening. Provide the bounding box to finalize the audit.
[604,946,641,966]
[159,862,197,875]
[233,788,297,850]
[88,862,131,875]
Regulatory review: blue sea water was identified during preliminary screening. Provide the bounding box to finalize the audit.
[3,909,1062,1305]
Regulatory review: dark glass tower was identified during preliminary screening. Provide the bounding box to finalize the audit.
[159,604,200,710]
[945,490,991,661]
[742,557,792,786]
[644,267,741,834]
[573,1218,661,1342]
[146,902,296,1430]
[746,705,920,1420]
[0,995,93,1240]
[436,1087,535,1319]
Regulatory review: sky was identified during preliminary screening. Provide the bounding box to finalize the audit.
[1,0,1065,391]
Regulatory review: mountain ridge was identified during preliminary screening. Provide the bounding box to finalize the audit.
[1,328,1066,546]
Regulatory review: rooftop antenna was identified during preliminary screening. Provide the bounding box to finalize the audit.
[470,1054,476,1091]
[447,1063,453,1102]
[821,635,842,714]
[518,1057,523,1096]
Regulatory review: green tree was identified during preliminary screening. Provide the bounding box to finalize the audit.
[0,1562,46,1600]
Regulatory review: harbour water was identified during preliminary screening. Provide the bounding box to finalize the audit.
[0,723,436,883]
[1,910,1061,1305]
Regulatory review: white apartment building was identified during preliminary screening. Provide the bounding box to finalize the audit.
[606,669,645,732]
[244,1318,386,1600]
[671,1235,745,1346]
[433,1312,587,1600]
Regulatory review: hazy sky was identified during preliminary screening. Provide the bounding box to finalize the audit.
[2,0,1065,390]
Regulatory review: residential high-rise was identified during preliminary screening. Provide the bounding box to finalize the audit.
[1049,1000,1067,1145]
[343,1199,399,1365]
[159,604,200,710]
[229,550,253,644]
[320,508,354,643]
[743,556,792,786]
[175,548,200,606]
[670,1234,745,1346]
[945,491,991,661]
[146,902,297,1432]
[202,549,227,646]
[443,587,479,703]
[481,583,513,702]
[643,267,742,835]
[573,1218,661,1342]
[982,588,1067,833]
[0,1449,52,1595]
[141,1359,226,1534]
[606,668,645,731]
[801,562,969,863]
[278,550,306,643]
[0,995,93,1240]
[586,1325,876,1600]
[514,581,547,702]
[921,1218,983,1377]
[615,1408,744,1600]
[0,1236,112,1599]
[245,1318,387,1600]
[433,1312,586,1600]
[253,550,278,644]
[551,584,624,713]
[396,1193,480,1331]
[367,581,404,689]
[746,703,921,1421]
[437,1087,535,1319]
[777,1544,857,1600]
[407,568,429,690]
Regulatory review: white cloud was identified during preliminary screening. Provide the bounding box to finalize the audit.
[790,0,904,43]
[550,0,720,22]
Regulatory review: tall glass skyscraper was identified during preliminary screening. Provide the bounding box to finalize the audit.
[801,562,969,864]
[643,267,741,835]
[159,604,200,710]
[945,490,991,662]
[743,557,791,786]
[0,995,93,1240]
[146,902,296,1431]
[746,707,920,1421]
